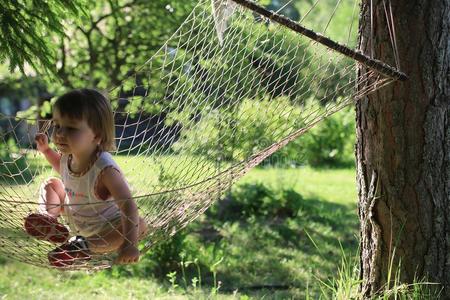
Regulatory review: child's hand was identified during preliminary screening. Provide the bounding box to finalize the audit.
[115,243,140,265]
[35,133,50,153]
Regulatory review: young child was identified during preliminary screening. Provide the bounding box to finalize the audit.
[24,89,147,267]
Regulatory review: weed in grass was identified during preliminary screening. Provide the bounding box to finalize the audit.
[313,244,443,300]
[167,271,179,292]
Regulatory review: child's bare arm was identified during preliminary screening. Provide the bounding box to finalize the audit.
[101,168,140,264]
[35,133,61,174]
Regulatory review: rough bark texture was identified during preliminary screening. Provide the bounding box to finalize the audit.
[356,0,449,298]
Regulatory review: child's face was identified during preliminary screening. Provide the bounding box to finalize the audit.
[51,108,100,156]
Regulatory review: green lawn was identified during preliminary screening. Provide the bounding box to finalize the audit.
[240,166,357,205]
[0,165,359,299]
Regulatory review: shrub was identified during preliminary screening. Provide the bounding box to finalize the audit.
[171,96,304,163]
[109,230,188,279]
[172,98,355,168]
[212,182,304,220]
[300,107,355,167]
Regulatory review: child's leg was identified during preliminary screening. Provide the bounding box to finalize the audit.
[39,177,66,217]
[25,177,69,244]
[86,217,148,254]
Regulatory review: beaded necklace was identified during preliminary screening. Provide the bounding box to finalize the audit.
[67,150,100,177]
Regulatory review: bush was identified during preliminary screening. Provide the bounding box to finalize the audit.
[172,97,355,168]
[171,96,304,163]
[300,107,355,167]
[211,182,304,220]
[109,231,188,279]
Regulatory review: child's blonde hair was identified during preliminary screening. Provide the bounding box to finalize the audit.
[54,89,116,152]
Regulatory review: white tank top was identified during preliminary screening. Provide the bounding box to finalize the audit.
[60,152,123,236]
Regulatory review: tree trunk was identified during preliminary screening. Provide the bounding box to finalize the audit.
[356,0,449,298]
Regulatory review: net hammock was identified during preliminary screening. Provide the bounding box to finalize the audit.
[0,0,405,270]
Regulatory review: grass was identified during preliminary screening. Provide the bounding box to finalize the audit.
[203,168,359,297]
[240,166,357,205]
[0,265,167,300]
[0,163,360,299]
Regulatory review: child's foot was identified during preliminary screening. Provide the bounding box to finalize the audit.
[48,236,91,268]
[24,213,69,244]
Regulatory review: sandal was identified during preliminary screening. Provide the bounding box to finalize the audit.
[24,213,69,244]
[48,236,91,267]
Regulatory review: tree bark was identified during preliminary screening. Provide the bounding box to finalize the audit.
[356,0,449,298]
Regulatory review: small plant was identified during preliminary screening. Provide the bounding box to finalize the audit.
[167,271,179,293]
[161,254,224,297]
[183,257,202,292]
[180,252,188,289]
[210,256,224,295]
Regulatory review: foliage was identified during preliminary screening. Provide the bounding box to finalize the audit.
[3,0,357,171]
[0,0,87,76]
[173,98,355,167]
[0,75,49,117]
[210,182,304,220]
[109,0,354,124]
[54,0,196,91]
[300,107,355,167]
[1,0,196,93]
[111,231,188,279]
[171,96,303,161]
[159,1,356,168]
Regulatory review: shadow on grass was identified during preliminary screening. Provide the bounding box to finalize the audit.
[206,194,358,294]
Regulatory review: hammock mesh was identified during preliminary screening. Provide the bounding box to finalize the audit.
[0,0,399,270]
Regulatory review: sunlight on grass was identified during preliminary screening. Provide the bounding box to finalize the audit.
[0,262,169,299]
[240,166,357,205]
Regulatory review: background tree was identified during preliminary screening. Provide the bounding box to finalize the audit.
[0,0,86,75]
[56,0,195,90]
[356,0,449,297]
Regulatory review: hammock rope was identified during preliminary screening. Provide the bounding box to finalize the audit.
[0,0,404,270]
